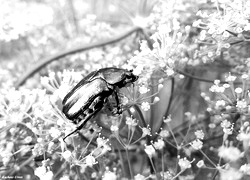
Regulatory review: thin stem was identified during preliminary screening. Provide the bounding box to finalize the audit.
[118,148,126,177]
[164,139,177,149]
[125,148,134,179]
[131,136,143,145]
[76,166,81,180]
[149,157,158,178]
[79,132,96,158]
[161,148,165,178]
[212,170,219,180]
[128,127,131,142]
[115,133,126,148]
[137,92,160,102]
[171,169,186,180]
[180,121,192,145]
[199,150,217,168]
[166,122,179,148]
[128,129,135,144]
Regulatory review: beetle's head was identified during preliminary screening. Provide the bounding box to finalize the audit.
[122,70,138,87]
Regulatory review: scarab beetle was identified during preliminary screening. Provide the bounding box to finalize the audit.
[62,67,138,140]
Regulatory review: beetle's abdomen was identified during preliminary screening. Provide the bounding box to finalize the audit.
[62,78,113,120]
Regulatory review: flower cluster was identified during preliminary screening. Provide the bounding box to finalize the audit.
[202,74,250,117]
[191,0,250,68]
[126,24,189,84]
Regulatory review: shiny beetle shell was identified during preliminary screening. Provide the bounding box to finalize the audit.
[62,68,138,135]
[62,78,113,121]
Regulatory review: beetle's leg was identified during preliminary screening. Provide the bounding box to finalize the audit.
[63,113,95,142]
[63,125,85,142]
[113,89,122,114]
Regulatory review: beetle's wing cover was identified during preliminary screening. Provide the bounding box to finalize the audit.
[62,70,98,104]
[62,78,112,119]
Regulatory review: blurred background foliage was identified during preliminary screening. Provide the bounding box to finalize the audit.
[0,0,142,86]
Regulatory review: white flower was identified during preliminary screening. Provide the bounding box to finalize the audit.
[196,160,205,168]
[134,174,146,180]
[110,125,119,132]
[222,31,230,38]
[190,139,203,150]
[236,100,247,109]
[35,166,53,180]
[237,131,250,142]
[223,127,233,135]
[133,65,144,76]
[49,127,61,138]
[85,154,96,167]
[194,130,204,139]
[96,137,106,147]
[101,144,111,154]
[235,27,243,33]
[242,74,248,79]
[239,164,250,175]
[43,171,53,180]
[24,136,32,143]
[209,84,225,93]
[163,116,172,123]
[160,171,174,179]
[192,20,201,27]
[178,157,192,170]
[153,96,160,103]
[96,137,111,154]
[62,150,72,161]
[59,176,70,180]
[221,120,231,129]
[215,100,226,109]
[102,171,117,180]
[141,102,150,111]
[158,84,164,90]
[220,168,242,180]
[126,117,138,127]
[159,130,169,138]
[225,75,237,82]
[235,87,243,94]
[141,127,151,137]
[153,139,165,150]
[244,23,250,31]
[166,68,174,76]
[144,145,156,158]
[34,166,46,178]
[139,86,149,94]
[57,118,64,126]
[218,146,242,162]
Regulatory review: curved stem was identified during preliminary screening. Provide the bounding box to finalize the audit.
[133,104,147,127]
[176,69,242,84]
[15,26,143,88]
[155,78,174,138]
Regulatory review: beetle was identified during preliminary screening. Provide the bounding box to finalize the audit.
[62,67,138,140]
